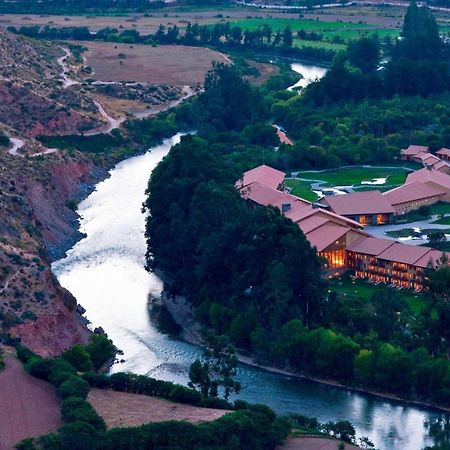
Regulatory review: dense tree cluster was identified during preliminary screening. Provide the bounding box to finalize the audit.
[305,1,450,104]
[270,92,450,169]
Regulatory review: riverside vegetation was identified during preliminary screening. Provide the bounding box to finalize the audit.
[144,2,450,419]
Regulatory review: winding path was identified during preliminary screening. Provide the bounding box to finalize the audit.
[58,46,79,89]
[84,100,125,136]
[7,137,25,156]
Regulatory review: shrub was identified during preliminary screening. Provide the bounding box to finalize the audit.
[85,334,116,371]
[25,357,50,380]
[16,345,36,363]
[169,385,202,406]
[61,397,106,431]
[62,345,93,372]
[82,371,110,388]
[58,421,99,450]
[47,358,77,386]
[57,375,90,399]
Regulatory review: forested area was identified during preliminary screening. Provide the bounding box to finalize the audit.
[144,2,450,407]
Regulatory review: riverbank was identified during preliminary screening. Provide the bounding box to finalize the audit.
[160,289,450,415]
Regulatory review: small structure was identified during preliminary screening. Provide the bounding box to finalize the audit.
[235,164,286,191]
[436,148,450,162]
[321,190,396,225]
[383,181,446,214]
[406,167,450,201]
[400,145,429,161]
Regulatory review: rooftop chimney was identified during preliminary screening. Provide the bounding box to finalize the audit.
[281,203,291,213]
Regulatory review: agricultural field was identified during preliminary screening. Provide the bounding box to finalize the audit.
[79,41,230,85]
[88,388,228,428]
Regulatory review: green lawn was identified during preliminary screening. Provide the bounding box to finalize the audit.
[329,278,424,312]
[285,178,319,202]
[295,166,409,187]
[432,216,450,225]
[429,202,450,216]
[386,228,450,238]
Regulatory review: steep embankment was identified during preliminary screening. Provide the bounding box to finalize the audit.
[0,150,103,355]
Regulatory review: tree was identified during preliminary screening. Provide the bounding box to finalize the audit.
[428,231,447,245]
[347,36,380,73]
[189,331,241,399]
[85,334,116,371]
[282,27,293,48]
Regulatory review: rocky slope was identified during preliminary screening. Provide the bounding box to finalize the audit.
[0,150,102,355]
[0,27,100,143]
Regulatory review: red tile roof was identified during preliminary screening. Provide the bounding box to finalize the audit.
[236,165,286,190]
[305,223,350,252]
[401,145,429,157]
[406,168,450,191]
[323,190,396,216]
[348,236,445,268]
[434,160,450,172]
[241,182,311,212]
[415,249,446,269]
[436,148,450,158]
[377,242,436,266]
[383,181,445,205]
[285,206,363,230]
[346,236,396,255]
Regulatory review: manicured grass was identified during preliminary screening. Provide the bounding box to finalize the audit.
[329,278,423,310]
[386,228,450,238]
[284,178,319,202]
[431,216,450,225]
[429,202,450,216]
[295,166,409,187]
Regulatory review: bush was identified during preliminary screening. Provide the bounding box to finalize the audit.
[202,396,233,410]
[47,358,77,386]
[85,334,116,371]
[61,397,106,431]
[16,345,36,363]
[57,375,90,399]
[25,357,50,380]
[82,371,110,388]
[58,421,99,450]
[62,345,93,372]
[169,385,202,406]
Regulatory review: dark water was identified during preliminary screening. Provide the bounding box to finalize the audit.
[52,95,448,450]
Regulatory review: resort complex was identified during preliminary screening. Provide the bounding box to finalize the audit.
[237,146,450,290]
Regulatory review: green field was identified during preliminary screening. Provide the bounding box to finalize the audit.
[294,166,409,187]
[227,18,376,32]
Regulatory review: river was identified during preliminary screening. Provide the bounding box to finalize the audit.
[51,66,447,450]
